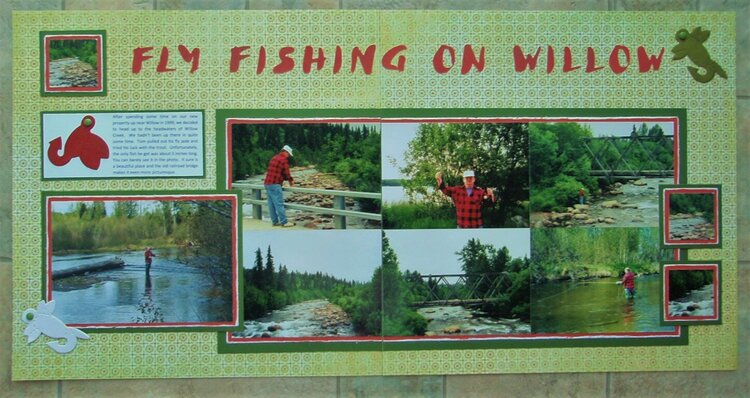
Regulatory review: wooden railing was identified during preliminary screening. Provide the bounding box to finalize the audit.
[233,182,381,229]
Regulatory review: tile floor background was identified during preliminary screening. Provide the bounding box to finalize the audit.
[1,0,747,396]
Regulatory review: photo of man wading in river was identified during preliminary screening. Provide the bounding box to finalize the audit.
[144,247,156,276]
[618,267,636,299]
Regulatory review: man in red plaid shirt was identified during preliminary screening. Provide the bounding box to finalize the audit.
[264,145,295,227]
[436,170,495,228]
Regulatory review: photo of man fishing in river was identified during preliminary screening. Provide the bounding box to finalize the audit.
[617,267,636,299]
[144,246,156,276]
[530,227,675,334]
[47,196,239,327]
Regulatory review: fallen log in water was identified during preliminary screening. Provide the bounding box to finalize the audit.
[52,257,126,279]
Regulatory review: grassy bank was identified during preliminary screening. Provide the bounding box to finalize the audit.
[382,202,456,229]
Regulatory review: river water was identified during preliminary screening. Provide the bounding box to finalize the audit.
[531,275,674,333]
[382,186,430,204]
[51,248,232,325]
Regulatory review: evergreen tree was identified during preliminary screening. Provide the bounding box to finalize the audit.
[264,246,275,290]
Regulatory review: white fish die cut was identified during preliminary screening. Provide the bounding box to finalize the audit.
[22,300,90,354]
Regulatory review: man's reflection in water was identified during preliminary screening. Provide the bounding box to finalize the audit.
[134,273,163,323]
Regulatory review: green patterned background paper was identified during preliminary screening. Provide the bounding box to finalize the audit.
[12,11,736,379]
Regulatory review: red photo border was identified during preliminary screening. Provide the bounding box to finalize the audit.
[226,116,683,345]
[662,187,720,246]
[43,33,104,93]
[663,263,720,323]
[44,193,241,330]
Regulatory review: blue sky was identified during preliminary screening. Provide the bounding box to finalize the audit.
[385,229,530,276]
[243,230,381,283]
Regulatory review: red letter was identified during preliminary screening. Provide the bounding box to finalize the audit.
[303,46,326,74]
[273,47,295,74]
[637,46,665,72]
[609,45,631,74]
[461,45,485,74]
[433,45,456,74]
[333,46,343,74]
[229,46,251,73]
[585,47,605,72]
[178,45,200,73]
[132,46,153,73]
[546,45,555,74]
[257,46,266,74]
[563,47,581,72]
[382,45,407,72]
[156,47,175,72]
[512,45,542,72]
[351,45,376,75]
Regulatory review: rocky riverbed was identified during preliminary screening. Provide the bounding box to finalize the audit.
[49,57,98,87]
[417,305,530,336]
[533,178,669,228]
[669,284,715,318]
[233,299,356,338]
[668,213,715,241]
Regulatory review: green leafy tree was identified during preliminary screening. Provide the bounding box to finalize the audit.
[187,201,233,299]
[113,201,139,218]
[529,123,596,212]
[670,193,715,223]
[457,239,530,320]
[531,227,670,283]
[352,233,427,336]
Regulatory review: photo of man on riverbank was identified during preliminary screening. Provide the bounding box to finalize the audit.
[264,144,296,227]
[529,120,676,229]
[46,195,239,328]
[230,121,381,230]
[530,227,675,334]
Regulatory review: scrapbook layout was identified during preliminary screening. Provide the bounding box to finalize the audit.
[12,11,736,379]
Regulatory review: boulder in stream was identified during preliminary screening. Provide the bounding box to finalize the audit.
[443,325,462,334]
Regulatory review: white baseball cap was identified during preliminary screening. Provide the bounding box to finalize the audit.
[282,145,293,156]
[462,170,475,178]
